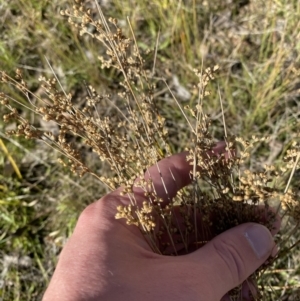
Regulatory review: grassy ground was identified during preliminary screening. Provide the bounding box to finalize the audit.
[1,0,300,300]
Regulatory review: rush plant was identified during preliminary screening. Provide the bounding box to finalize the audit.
[1,1,300,300]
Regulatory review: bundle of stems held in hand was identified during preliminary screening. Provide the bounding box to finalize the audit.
[1,1,300,300]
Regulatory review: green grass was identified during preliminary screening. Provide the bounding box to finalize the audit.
[1,0,300,300]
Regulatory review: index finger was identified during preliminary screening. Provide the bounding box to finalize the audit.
[110,141,227,206]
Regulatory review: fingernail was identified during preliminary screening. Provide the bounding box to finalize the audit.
[244,224,273,259]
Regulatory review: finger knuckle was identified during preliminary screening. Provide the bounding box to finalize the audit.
[213,238,247,284]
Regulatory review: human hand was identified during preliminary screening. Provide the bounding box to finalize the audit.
[43,143,280,301]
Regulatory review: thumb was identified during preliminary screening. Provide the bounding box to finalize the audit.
[188,223,276,300]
